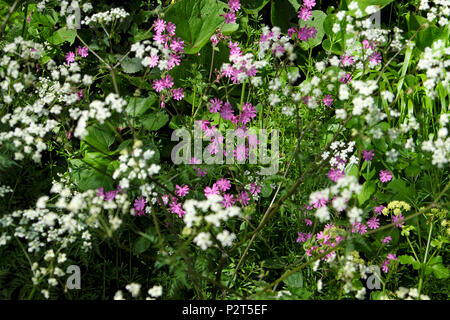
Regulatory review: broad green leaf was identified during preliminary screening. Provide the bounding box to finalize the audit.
[134,236,151,254]
[83,123,116,154]
[431,264,449,279]
[121,57,143,74]
[142,112,169,131]
[284,272,303,288]
[322,38,344,55]
[358,180,376,205]
[49,27,76,45]
[126,95,158,117]
[299,11,327,50]
[241,0,270,13]
[164,0,228,54]
[398,255,416,265]
[69,159,114,191]
[260,181,273,198]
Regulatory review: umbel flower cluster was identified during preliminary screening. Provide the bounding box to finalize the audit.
[0,0,448,302]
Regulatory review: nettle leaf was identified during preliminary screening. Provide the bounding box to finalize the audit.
[416,26,449,51]
[241,0,270,13]
[83,123,116,154]
[69,159,114,191]
[121,57,143,74]
[142,112,169,131]
[358,180,376,205]
[398,255,416,265]
[284,272,303,288]
[164,0,228,54]
[431,264,449,279]
[126,94,158,117]
[49,27,77,45]
[300,11,327,50]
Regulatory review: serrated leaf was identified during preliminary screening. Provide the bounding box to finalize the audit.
[49,27,76,45]
[164,0,228,54]
[126,95,158,117]
[121,57,143,74]
[358,180,376,205]
[142,112,169,131]
[284,272,303,288]
[299,10,327,49]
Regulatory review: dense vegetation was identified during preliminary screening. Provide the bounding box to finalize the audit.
[0,0,448,300]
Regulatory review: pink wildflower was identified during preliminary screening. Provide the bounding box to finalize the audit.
[205,184,220,197]
[65,51,75,66]
[382,236,392,244]
[76,46,89,58]
[362,149,374,161]
[374,205,385,215]
[379,170,392,183]
[134,196,146,216]
[228,0,241,12]
[367,217,380,230]
[238,191,250,206]
[323,94,334,107]
[172,88,184,100]
[221,193,235,208]
[175,184,189,197]
[216,178,231,192]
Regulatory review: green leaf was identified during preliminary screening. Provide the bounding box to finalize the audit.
[241,0,270,13]
[416,26,448,51]
[260,181,273,198]
[284,272,303,288]
[142,112,169,131]
[299,11,327,50]
[398,255,416,265]
[322,38,344,55]
[49,27,76,45]
[83,123,116,154]
[164,0,228,54]
[134,236,151,254]
[126,95,158,117]
[271,0,299,33]
[69,159,114,191]
[121,57,143,74]
[431,264,449,279]
[358,180,376,205]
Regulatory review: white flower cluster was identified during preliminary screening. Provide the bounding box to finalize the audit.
[30,256,70,298]
[74,93,126,138]
[258,26,296,61]
[130,39,179,71]
[419,0,450,26]
[0,176,130,254]
[335,253,369,299]
[395,287,430,300]
[183,195,240,250]
[322,140,359,170]
[417,39,450,100]
[114,283,162,300]
[221,52,267,85]
[112,144,161,205]
[0,185,13,198]
[1,37,45,102]
[82,8,129,25]
[421,113,450,168]
[309,175,363,223]
[0,37,98,163]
